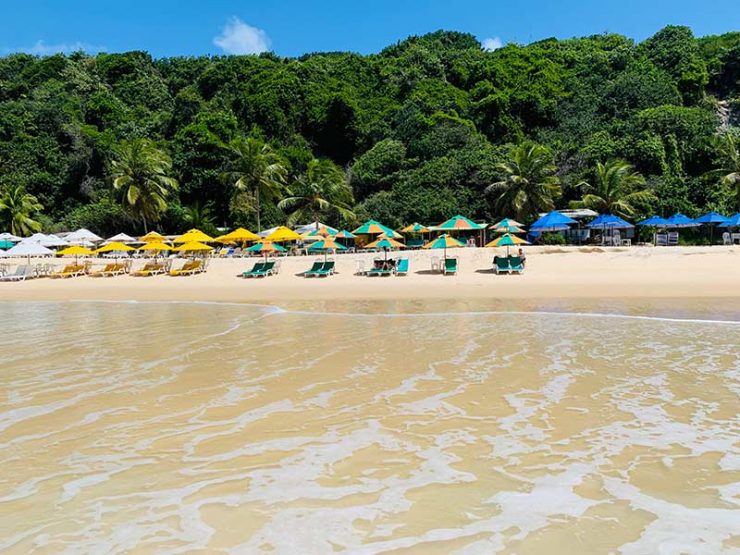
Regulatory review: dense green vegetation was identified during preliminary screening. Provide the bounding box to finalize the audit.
[0,26,738,236]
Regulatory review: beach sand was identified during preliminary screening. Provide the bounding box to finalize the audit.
[1,245,738,303]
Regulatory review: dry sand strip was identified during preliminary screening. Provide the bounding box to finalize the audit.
[1,246,739,303]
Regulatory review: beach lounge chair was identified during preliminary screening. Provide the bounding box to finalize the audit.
[49,263,85,279]
[170,260,203,276]
[368,262,393,276]
[0,265,34,282]
[395,258,409,276]
[508,256,524,274]
[245,261,275,278]
[131,262,166,277]
[302,260,324,277]
[312,261,335,277]
[89,263,119,277]
[494,257,511,274]
[241,261,265,278]
[443,258,458,275]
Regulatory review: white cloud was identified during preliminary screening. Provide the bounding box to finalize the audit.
[482,37,503,51]
[15,40,106,55]
[213,17,271,55]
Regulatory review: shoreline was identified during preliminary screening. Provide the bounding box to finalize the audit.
[1,245,739,304]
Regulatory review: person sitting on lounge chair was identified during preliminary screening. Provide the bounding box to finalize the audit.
[518,249,527,268]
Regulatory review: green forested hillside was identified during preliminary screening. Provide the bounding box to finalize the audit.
[0,26,738,235]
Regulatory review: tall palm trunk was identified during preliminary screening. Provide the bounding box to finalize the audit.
[255,190,261,232]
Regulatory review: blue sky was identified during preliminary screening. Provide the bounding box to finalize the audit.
[2,0,739,58]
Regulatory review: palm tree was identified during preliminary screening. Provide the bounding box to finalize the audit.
[575,160,653,218]
[715,132,740,211]
[183,201,216,231]
[0,184,44,236]
[221,137,287,232]
[278,159,355,227]
[486,141,561,222]
[110,138,178,233]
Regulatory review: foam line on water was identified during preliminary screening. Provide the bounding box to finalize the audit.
[23,299,737,326]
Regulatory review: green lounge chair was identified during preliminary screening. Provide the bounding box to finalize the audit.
[395,258,409,276]
[242,261,265,278]
[251,261,275,278]
[406,238,424,249]
[508,256,524,274]
[443,258,458,275]
[494,257,511,274]
[303,260,324,277]
[313,261,335,277]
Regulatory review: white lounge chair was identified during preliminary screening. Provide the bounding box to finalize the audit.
[722,232,732,245]
[0,265,34,282]
[668,232,679,246]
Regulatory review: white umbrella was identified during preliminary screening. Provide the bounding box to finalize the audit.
[27,233,69,247]
[104,233,138,244]
[0,232,22,242]
[5,240,54,264]
[65,228,103,244]
[258,226,280,238]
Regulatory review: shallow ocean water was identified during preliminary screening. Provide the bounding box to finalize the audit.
[0,300,739,554]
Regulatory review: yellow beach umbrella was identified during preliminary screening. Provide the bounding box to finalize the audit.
[95,242,135,254]
[174,228,214,243]
[215,227,260,244]
[57,245,95,264]
[173,241,213,253]
[266,226,302,242]
[139,231,167,243]
[138,241,172,251]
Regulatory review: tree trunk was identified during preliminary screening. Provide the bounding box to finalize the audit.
[256,190,261,232]
[142,215,148,234]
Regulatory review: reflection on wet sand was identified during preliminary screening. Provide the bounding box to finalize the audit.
[0,300,738,553]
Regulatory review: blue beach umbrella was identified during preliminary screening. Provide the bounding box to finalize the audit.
[695,211,729,243]
[695,212,729,224]
[638,215,671,227]
[665,213,698,228]
[719,213,740,228]
[588,214,634,245]
[529,211,577,232]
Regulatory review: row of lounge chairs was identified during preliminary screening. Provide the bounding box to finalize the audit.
[0,259,207,281]
[302,260,335,277]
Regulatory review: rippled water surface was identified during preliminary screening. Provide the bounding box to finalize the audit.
[1,301,739,554]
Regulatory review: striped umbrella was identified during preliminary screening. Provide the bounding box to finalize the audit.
[352,219,401,238]
[246,240,287,260]
[308,237,346,261]
[432,215,486,231]
[485,233,530,256]
[423,233,465,260]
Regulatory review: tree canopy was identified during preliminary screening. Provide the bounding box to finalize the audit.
[0,26,738,236]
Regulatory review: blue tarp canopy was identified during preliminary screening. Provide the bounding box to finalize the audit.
[587,214,634,229]
[695,212,729,224]
[638,215,670,226]
[665,213,698,228]
[719,213,740,227]
[529,211,577,232]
